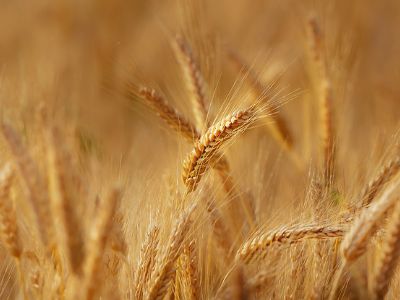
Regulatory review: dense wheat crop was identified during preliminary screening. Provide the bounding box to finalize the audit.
[1,0,400,299]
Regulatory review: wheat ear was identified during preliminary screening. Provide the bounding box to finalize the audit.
[173,35,209,131]
[329,176,400,299]
[236,223,345,264]
[1,122,54,249]
[306,16,336,183]
[360,156,400,208]
[369,200,400,299]
[47,126,85,275]
[83,188,120,300]
[138,87,200,142]
[0,164,21,259]
[147,205,195,300]
[341,176,400,262]
[182,106,258,193]
[182,240,200,300]
[135,225,160,300]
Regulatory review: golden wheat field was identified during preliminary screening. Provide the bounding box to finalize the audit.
[1,0,400,299]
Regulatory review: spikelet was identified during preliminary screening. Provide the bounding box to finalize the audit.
[47,126,85,275]
[182,106,258,192]
[173,35,209,131]
[147,205,195,300]
[138,87,200,142]
[135,225,160,300]
[0,164,21,258]
[369,200,400,299]
[83,188,120,300]
[1,122,54,249]
[236,223,345,264]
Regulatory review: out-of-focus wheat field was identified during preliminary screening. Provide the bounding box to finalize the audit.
[0,0,400,299]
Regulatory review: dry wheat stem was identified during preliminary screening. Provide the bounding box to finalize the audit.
[0,164,21,258]
[369,200,400,299]
[236,223,345,264]
[173,35,209,131]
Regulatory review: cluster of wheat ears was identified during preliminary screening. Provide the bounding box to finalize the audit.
[1,1,400,299]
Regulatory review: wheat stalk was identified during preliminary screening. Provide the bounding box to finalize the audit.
[236,223,345,264]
